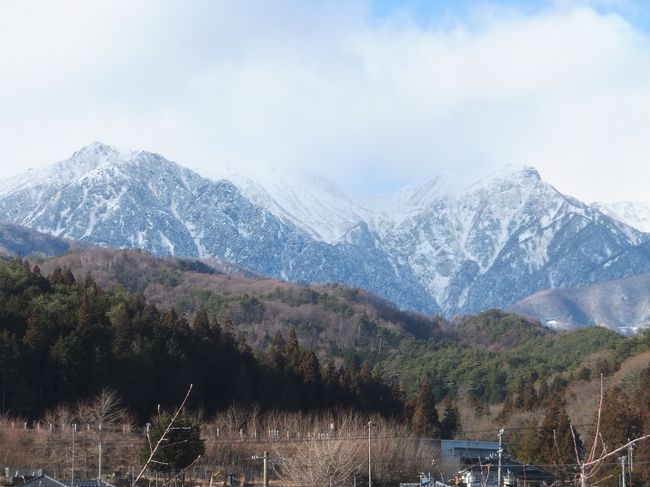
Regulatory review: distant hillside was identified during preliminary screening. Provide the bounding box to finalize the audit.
[0,222,80,257]
[24,247,644,418]
[508,272,650,333]
[27,249,626,405]
[450,309,552,351]
[31,247,446,356]
[377,309,621,399]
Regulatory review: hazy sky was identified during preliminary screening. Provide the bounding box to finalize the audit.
[1,0,650,202]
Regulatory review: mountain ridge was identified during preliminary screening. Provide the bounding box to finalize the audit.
[0,143,436,313]
[508,271,650,334]
[2,142,649,319]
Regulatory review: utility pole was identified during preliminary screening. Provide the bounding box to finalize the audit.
[368,421,375,487]
[98,423,103,486]
[629,443,634,473]
[263,451,269,487]
[252,451,281,487]
[621,455,627,487]
[145,422,157,487]
[71,424,77,487]
[497,428,504,487]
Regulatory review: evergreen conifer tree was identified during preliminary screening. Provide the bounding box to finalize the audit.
[140,411,204,473]
[440,398,461,439]
[411,380,440,438]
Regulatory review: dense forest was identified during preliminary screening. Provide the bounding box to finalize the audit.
[2,250,642,420]
[0,258,402,419]
[31,249,627,401]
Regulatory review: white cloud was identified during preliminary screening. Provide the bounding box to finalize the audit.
[1,0,650,203]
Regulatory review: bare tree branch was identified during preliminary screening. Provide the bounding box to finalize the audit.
[159,454,202,487]
[131,384,193,487]
[582,434,650,468]
[570,374,650,486]
[587,375,605,464]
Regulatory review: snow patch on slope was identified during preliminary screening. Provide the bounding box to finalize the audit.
[595,201,650,233]
[205,165,374,243]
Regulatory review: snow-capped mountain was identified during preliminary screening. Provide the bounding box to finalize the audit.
[0,142,434,312]
[593,201,650,233]
[375,166,648,314]
[2,142,650,317]
[205,164,374,244]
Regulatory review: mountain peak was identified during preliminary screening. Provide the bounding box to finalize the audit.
[470,164,541,189]
[71,141,136,164]
[370,163,543,218]
[0,142,139,195]
[502,163,539,177]
[76,140,115,154]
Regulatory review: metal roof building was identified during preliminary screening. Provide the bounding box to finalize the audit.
[19,475,116,487]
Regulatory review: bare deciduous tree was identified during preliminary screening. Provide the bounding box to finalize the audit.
[268,411,438,486]
[76,389,130,481]
[274,436,363,486]
[40,404,75,478]
[571,376,650,487]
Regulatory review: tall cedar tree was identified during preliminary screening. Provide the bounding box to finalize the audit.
[634,366,650,485]
[411,380,440,437]
[439,398,461,439]
[508,418,543,465]
[285,328,302,370]
[538,400,582,481]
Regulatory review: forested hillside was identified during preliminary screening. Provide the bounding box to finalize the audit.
[379,310,622,401]
[30,249,630,402]
[35,247,446,355]
[0,258,402,419]
[4,249,640,416]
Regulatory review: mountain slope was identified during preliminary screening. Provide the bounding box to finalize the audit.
[594,201,650,233]
[213,162,650,316]
[0,222,80,257]
[0,143,436,313]
[2,143,649,316]
[375,166,647,314]
[509,272,650,333]
[207,164,374,244]
[31,247,445,349]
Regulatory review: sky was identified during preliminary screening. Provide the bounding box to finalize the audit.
[1,0,650,202]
